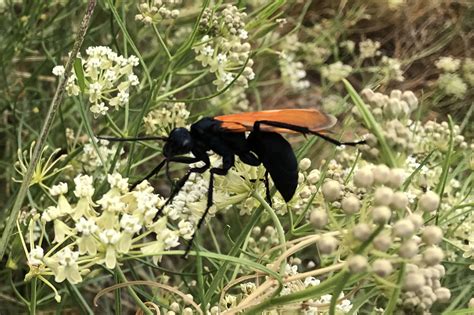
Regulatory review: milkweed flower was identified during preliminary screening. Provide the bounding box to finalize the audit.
[54,46,140,117]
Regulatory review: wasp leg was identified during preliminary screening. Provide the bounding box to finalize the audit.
[130,156,201,190]
[254,120,365,146]
[264,171,273,207]
[184,153,234,258]
[154,156,210,219]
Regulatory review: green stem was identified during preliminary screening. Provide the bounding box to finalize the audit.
[115,266,152,315]
[0,0,97,260]
[152,24,172,60]
[252,191,287,276]
[385,262,405,314]
[30,277,37,315]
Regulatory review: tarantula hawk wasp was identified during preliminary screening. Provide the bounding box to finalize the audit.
[98,108,365,255]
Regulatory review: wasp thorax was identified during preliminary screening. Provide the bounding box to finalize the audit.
[164,128,193,157]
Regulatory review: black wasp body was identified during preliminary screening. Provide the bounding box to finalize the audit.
[163,117,297,203]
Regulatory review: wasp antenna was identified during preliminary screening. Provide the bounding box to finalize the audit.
[96,135,168,142]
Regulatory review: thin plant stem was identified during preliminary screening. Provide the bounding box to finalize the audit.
[29,277,37,315]
[0,0,97,260]
[115,266,153,315]
[252,191,287,275]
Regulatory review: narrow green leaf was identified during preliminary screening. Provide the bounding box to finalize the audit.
[73,57,86,92]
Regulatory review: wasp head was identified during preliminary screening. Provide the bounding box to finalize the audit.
[163,128,193,157]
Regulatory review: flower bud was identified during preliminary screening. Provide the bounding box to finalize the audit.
[388,168,405,188]
[341,195,361,214]
[307,169,320,184]
[390,191,409,210]
[299,158,312,171]
[393,219,415,238]
[372,164,390,185]
[423,246,444,266]
[354,167,374,188]
[372,206,392,225]
[418,191,440,212]
[407,213,424,230]
[422,226,443,245]
[309,209,328,229]
[373,233,392,251]
[353,223,372,241]
[398,239,418,258]
[404,273,426,291]
[372,259,393,277]
[435,287,451,303]
[317,235,339,255]
[322,180,342,202]
[374,187,394,206]
[347,255,368,273]
[252,226,261,236]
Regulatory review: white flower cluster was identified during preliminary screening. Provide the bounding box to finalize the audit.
[435,56,473,99]
[379,56,405,82]
[135,0,180,25]
[54,46,140,117]
[321,61,353,83]
[194,5,255,90]
[276,34,312,91]
[279,53,310,90]
[24,173,181,292]
[78,138,125,176]
[359,39,381,59]
[144,102,190,137]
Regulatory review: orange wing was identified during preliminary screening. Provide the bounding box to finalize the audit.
[214,109,337,134]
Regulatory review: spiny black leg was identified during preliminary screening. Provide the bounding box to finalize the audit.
[254,120,366,146]
[183,153,233,258]
[264,171,272,207]
[130,159,167,190]
[155,163,209,219]
[184,172,215,257]
[131,156,201,190]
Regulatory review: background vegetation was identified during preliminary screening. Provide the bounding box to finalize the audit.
[0,0,472,314]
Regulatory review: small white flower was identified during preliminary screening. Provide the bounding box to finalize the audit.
[57,247,80,266]
[304,276,320,287]
[50,182,68,196]
[73,174,95,198]
[238,29,248,40]
[28,246,44,266]
[120,214,142,234]
[52,65,65,76]
[99,229,121,245]
[76,217,98,236]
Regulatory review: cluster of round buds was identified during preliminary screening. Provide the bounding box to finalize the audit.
[247,226,279,255]
[199,8,219,34]
[359,88,419,121]
[400,263,451,313]
[143,102,190,137]
[193,5,254,91]
[410,120,470,154]
[135,0,180,25]
[355,88,420,159]
[54,46,140,118]
[272,158,322,216]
